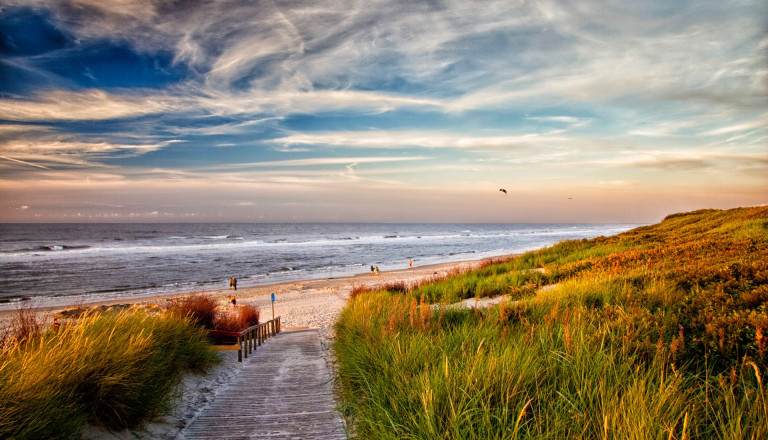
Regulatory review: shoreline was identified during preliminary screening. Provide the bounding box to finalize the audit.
[0,255,514,329]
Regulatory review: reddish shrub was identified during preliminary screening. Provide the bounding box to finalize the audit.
[213,304,261,332]
[238,304,260,328]
[383,281,409,294]
[166,294,218,329]
[349,285,372,300]
[213,312,242,332]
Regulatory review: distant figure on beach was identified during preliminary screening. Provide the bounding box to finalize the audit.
[375,266,379,275]
[371,265,374,276]
[409,259,413,268]
[232,277,237,290]
[52,318,60,331]
[229,295,237,309]
[229,278,234,289]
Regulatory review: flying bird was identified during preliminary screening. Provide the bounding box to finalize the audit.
[499,188,507,194]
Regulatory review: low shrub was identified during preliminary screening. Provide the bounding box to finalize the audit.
[349,285,372,300]
[213,303,261,332]
[238,303,260,328]
[165,294,219,329]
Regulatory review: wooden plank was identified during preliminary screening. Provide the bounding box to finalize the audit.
[180,329,346,439]
[211,345,240,351]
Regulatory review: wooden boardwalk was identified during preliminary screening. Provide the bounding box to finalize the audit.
[180,329,347,439]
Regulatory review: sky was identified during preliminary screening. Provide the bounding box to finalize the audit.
[0,0,766,223]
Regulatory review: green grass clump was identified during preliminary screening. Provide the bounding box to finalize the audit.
[335,206,768,439]
[0,310,220,439]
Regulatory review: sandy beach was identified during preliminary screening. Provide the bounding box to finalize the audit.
[0,257,493,330]
[2,257,506,440]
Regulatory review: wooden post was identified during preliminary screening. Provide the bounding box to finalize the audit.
[237,335,243,362]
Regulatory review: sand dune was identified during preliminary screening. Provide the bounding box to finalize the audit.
[4,258,505,440]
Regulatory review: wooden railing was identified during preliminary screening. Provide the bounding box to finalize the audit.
[209,316,282,362]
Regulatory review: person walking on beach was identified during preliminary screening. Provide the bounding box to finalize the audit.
[232,277,237,290]
[409,259,413,268]
[371,265,375,276]
[229,278,234,289]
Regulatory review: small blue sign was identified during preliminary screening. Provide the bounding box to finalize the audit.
[271,293,275,302]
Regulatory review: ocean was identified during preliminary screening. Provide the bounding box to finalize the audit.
[0,223,640,310]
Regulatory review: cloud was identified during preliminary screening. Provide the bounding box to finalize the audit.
[702,119,768,137]
[0,155,52,170]
[272,131,571,149]
[593,150,768,173]
[525,116,592,127]
[0,138,179,170]
[231,156,427,167]
[0,89,178,121]
[0,87,443,124]
[194,89,443,116]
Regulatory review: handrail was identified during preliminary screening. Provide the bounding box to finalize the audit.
[233,316,281,362]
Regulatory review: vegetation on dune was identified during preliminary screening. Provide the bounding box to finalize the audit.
[0,310,220,440]
[0,293,262,439]
[334,206,768,439]
[212,303,261,332]
[165,293,261,332]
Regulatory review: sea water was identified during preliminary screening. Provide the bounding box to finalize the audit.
[0,223,639,310]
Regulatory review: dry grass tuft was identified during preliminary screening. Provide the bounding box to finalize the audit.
[1,305,42,348]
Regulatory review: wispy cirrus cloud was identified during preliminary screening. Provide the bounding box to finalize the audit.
[0,138,180,171]
[0,90,178,122]
[0,87,444,123]
[272,131,571,149]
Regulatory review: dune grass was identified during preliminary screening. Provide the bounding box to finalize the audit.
[0,310,220,440]
[334,206,768,439]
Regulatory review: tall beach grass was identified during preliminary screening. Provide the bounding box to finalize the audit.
[0,310,220,439]
[334,206,768,439]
